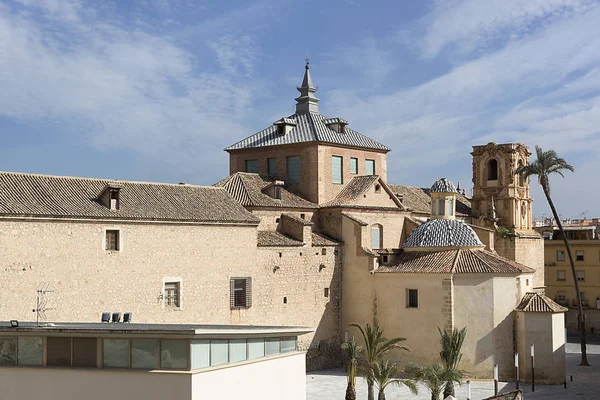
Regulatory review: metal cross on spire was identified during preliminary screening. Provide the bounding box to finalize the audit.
[305,52,310,67]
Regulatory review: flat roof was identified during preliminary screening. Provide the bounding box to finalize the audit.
[0,321,315,337]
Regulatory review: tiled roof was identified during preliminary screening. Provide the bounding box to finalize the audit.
[387,184,472,216]
[0,172,258,224]
[403,219,484,248]
[341,212,368,226]
[430,178,456,193]
[215,173,318,209]
[312,232,341,246]
[321,176,404,209]
[225,112,390,152]
[257,231,303,247]
[281,213,313,226]
[515,292,568,313]
[374,249,535,274]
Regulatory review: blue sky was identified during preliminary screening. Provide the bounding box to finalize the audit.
[1,0,599,219]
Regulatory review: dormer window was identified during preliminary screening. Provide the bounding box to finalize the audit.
[109,189,120,210]
[273,118,297,136]
[323,118,348,134]
[262,180,284,200]
[99,184,122,210]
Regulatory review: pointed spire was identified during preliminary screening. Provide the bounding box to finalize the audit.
[295,56,319,114]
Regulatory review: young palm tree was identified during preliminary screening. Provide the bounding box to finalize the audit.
[515,146,589,366]
[341,337,363,400]
[439,327,467,398]
[372,359,418,400]
[350,320,410,400]
[410,363,461,400]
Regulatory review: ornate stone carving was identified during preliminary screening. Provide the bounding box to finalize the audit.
[486,142,499,155]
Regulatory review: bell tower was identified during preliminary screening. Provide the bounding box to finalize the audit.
[471,142,533,232]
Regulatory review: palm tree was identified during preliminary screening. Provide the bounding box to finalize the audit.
[515,146,589,366]
[341,337,363,400]
[372,359,418,400]
[409,363,461,400]
[350,320,410,400]
[439,327,467,398]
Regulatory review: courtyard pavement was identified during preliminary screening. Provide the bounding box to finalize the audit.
[307,335,600,399]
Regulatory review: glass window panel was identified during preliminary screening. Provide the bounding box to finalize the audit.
[160,340,187,370]
[103,339,129,368]
[286,156,301,184]
[229,339,247,363]
[371,226,381,250]
[265,338,280,356]
[267,158,277,175]
[131,339,159,369]
[447,200,453,216]
[438,200,445,215]
[245,159,258,173]
[281,337,296,353]
[73,338,97,368]
[248,338,265,360]
[365,159,375,175]
[210,340,228,366]
[18,337,42,366]
[350,158,358,174]
[332,156,343,184]
[191,340,210,370]
[47,337,71,367]
[0,337,17,366]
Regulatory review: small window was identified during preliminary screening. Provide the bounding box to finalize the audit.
[446,200,453,216]
[487,159,498,180]
[557,292,566,302]
[350,158,358,174]
[286,156,301,184]
[526,279,529,286]
[371,225,382,250]
[576,270,585,281]
[231,277,252,309]
[324,288,329,298]
[365,159,375,175]
[382,255,389,263]
[406,289,418,308]
[109,189,120,210]
[245,159,259,173]
[576,250,584,261]
[557,250,565,261]
[164,282,180,308]
[518,160,525,186]
[375,184,381,193]
[300,213,306,219]
[557,270,566,281]
[106,230,120,251]
[332,155,343,184]
[267,158,277,175]
[322,248,327,256]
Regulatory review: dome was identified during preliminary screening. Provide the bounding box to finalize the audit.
[430,178,456,193]
[403,219,484,248]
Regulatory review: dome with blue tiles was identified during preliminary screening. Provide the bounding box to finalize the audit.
[430,178,457,193]
[403,219,484,248]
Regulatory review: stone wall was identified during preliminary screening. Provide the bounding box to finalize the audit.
[495,235,544,287]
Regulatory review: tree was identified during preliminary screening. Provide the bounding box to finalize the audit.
[371,359,418,400]
[409,363,461,400]
[341,337,363,400]
[350,321,410,400]
[438,327,467,398]
[515,145,589,366]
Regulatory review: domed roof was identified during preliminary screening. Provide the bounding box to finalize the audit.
[430,178,456,193]
[403,219,484,248]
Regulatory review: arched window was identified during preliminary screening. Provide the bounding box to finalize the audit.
[487,159,498,180]
[518,160,524,186]
[371,224,383,250]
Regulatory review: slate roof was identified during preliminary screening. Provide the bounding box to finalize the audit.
[403,219,484,248]
[387,184,472,216]
[225,112,390,152]
[374,249,536,274]
[321,175,404,209]
[215,173,317,209]
[515,292,568,313]
[0,172,258,224]
[430,178,456,193]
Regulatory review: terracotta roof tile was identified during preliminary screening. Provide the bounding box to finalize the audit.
[387,184,471,216]
[515,292,568,313]
[312,232,341,246]
[257,231,303,247]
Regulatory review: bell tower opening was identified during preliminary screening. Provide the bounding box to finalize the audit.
[487,159,498,181]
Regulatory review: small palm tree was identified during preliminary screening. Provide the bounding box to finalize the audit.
[341,337,363,400]
[372,359,418,400]
[410,363,460,400]
[515,146,589,366]
[439,327,467,398]
[350,320,410,400]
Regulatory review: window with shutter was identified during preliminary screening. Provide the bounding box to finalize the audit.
[332,156,343,184]
[267,158,277,175]
[286,156,301,184]
[406,289,418,308]
[230,277,252,309]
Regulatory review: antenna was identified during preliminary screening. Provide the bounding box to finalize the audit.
[32,283,55,327]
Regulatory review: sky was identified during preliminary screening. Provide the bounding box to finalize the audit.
[1,0,599,220]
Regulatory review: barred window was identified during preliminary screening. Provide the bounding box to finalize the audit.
[164,282,180,308]
[230,277,252,309]
[106,230,119,251]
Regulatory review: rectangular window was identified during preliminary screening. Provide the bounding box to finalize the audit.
[248,338,265,360]
[557,250,565,261]
[191,340,210,370]
[365,159,375,175]
[281,337,296,353]
[265,338,280,356]
[18,336,42,366]
[230,277,252,309]
[229,339,247,363]
[557,291,566,302]
[73,338,97,368]
[446,200,453,216]
[332,155,343,184]
[160,340,188,370]
[438,200,445,216]
[557,270,566,281]
[106,230,119,251]
[286,156,301,184]
[350,158,358,174]
[406,289,418,308]
[576,250,584,261]
[131,339,159,369]
[103,339,129,368]
[267,158,277,175]
[0,337,17,366]
[164,282,180,308]
[245,159,258,173]
[47,337,72,367]
[576,270,585,281]
[210,340,228,366]
[324,287,330,298]
[371,226,381,250]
